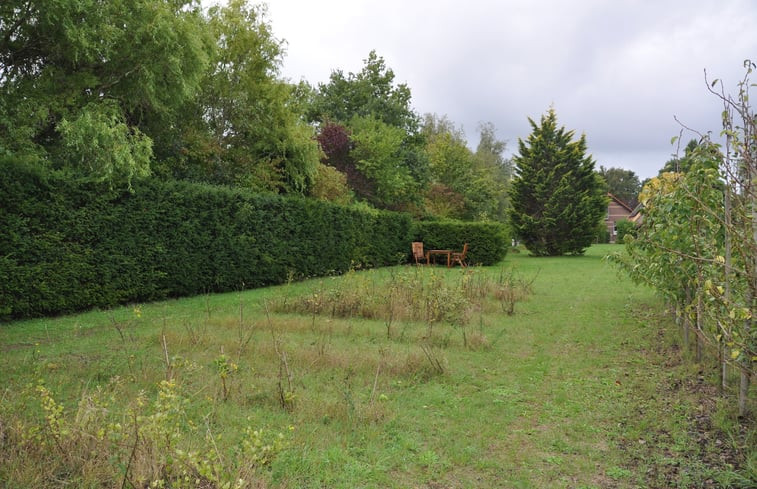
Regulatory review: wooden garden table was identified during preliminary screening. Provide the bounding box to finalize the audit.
[426,249,452,267]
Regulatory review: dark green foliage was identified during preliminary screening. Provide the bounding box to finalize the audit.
[509,109,607,256]
[0,158,412,319]
[307,50,419,133]
[598,166,641,208]
[411,220,509,266]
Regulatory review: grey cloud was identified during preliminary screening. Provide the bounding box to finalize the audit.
[267,0,757,179]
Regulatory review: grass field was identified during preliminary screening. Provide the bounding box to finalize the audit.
[0,244,754,488]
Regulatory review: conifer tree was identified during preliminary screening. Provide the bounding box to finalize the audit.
[509,108,607,256]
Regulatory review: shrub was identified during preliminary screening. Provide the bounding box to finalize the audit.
[595,227,610,244]
[614,219,636,243]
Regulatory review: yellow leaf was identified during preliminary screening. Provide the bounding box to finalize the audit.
[731,349,740,360]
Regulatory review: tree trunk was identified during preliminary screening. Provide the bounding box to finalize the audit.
[682,292,691,354]
[723,185,732,391]
[696,294,703,364]
[739,356,751,417]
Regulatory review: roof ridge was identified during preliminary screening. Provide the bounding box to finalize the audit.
[607,192,634,212]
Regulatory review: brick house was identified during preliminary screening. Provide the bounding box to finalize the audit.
[605,193,633,243]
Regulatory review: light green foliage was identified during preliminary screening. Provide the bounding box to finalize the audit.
[509,108,607,255]
[472,121,512,219]
[424,116,471,189]
[1,0,319,194]
[659,139,701,175]
[421,115,471,218]
[421,115,509,221]
[349,115,418,208]
[613,219,636,243]
[309,163,353,205]
[57,103,152,188]
[177,0,319,193]
[620,168,722,304]
[0,0,210,187]
[614,62,757,416]
[213,354,239,400]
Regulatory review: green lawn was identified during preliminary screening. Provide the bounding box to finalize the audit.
[0,244,753,488]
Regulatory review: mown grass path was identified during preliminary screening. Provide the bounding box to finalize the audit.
[1,245,752,488]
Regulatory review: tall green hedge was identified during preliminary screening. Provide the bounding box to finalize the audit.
[0,159,412,319]
[411,220,509,266]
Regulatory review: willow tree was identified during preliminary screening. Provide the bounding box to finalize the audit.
[0,0,211,187]
[509,108,607,256]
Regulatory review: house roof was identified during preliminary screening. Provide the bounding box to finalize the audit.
[607,193,634,213]
[629,202,644,223]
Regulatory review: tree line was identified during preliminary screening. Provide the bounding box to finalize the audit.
[0,0,512,222]
[3,0,652,235]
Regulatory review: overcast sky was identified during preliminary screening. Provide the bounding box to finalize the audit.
[260,0,756,179]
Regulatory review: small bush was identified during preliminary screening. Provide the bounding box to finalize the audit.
[2,377,289,488]
[615,219,636,243]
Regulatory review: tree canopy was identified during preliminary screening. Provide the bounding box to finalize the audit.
[509,108,607,256]
[421,115,510,221]
[0,0,211,186]
[308,51,429,211]
[1,1,514,221]
[159,0,320,194]
[659,139,699,175]
[307,50,419,134]
[598,165,641,208]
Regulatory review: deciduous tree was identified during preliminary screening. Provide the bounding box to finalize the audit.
[158,0,319,194]
[308,50,418,133]
[615,61,757,416]
[598,166,641,208]
[309,52,427,209]
[0,0,211,187]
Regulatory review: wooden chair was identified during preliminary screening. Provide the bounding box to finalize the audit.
[411,241,427,264]
[450,243,469,267]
